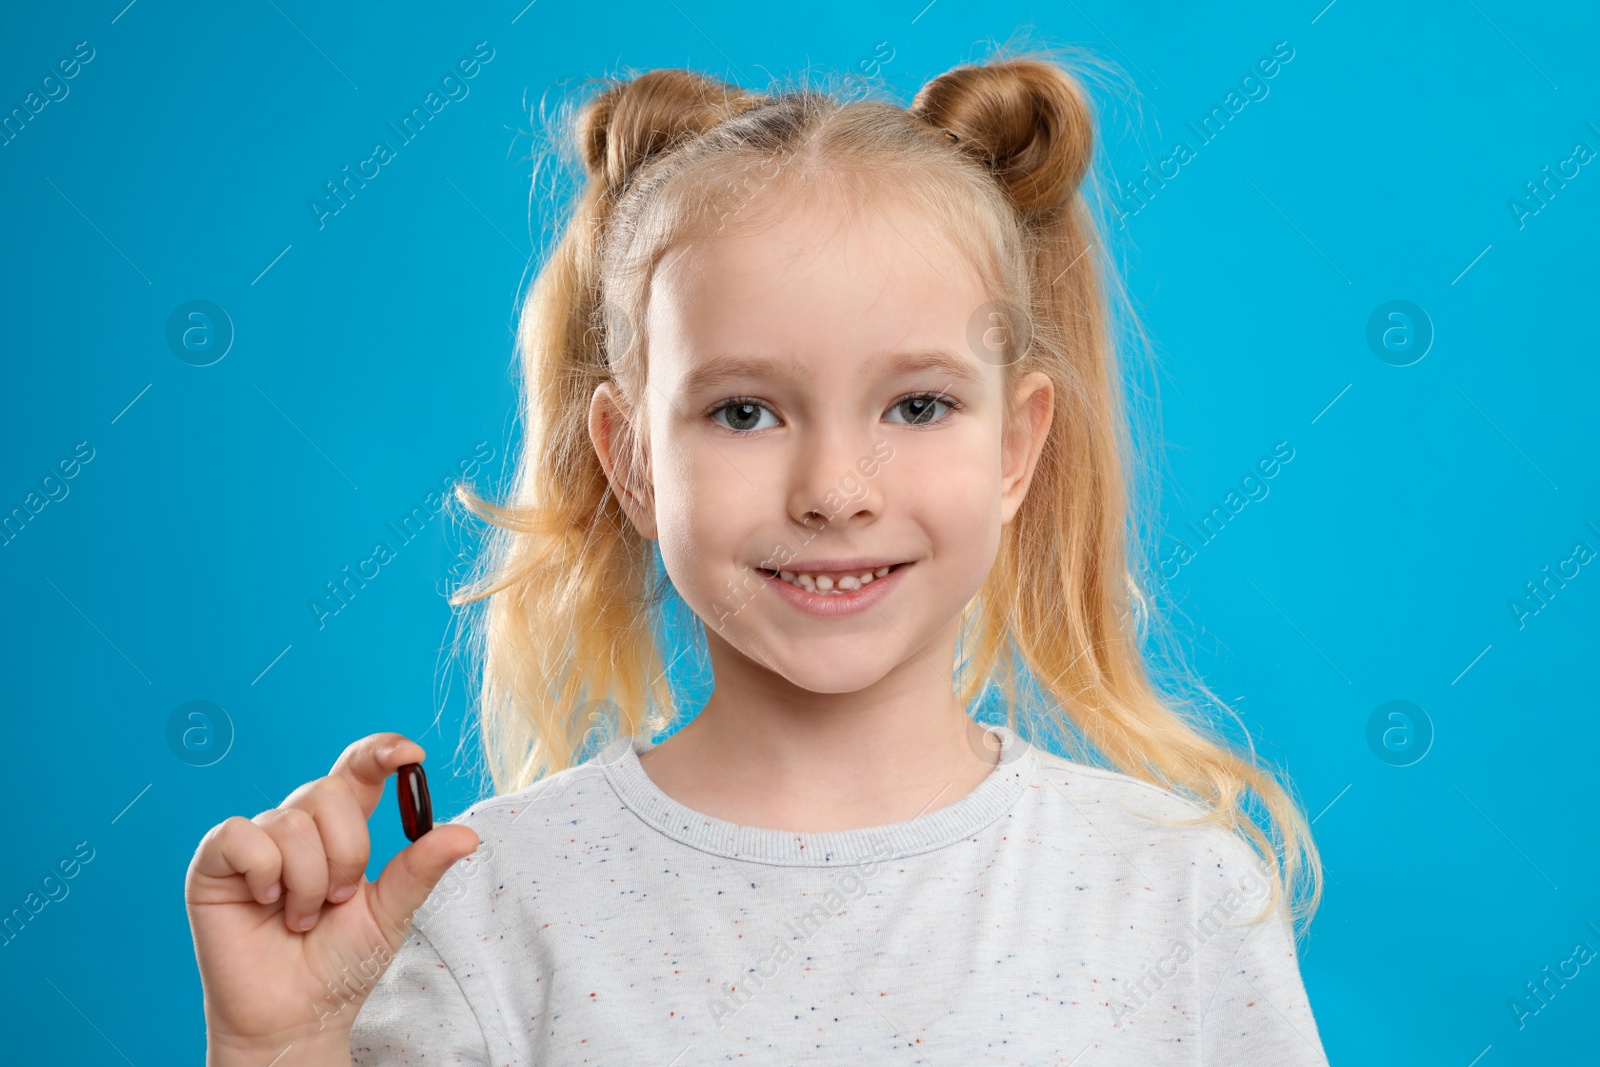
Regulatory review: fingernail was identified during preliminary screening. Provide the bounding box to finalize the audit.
[264,883,281,903]
[330,884,356,903]
[295,913,318,931]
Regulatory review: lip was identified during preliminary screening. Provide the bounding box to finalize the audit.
[757,561,910,618]
[777,557,906,573]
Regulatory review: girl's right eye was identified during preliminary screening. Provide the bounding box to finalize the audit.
[710,399,780,433]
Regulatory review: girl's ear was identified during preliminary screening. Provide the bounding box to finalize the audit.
[588,381,658,541]
[999,370,1054,526]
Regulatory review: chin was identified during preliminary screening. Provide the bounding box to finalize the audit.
[781,669,888,696]
[756,643,903,696]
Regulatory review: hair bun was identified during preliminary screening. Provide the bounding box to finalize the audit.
[576,69,757,194]
[910,58,1095,214]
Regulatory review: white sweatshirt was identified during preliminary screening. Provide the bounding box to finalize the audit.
[348,724,1331,1065]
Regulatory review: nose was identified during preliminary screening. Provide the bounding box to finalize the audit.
[787,420,887,533]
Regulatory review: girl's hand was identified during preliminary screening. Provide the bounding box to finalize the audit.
[185,733,481,1062]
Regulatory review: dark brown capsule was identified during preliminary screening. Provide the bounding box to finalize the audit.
[396,762,433,842]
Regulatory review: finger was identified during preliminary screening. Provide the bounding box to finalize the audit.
[297,776,371,904]
[256,806,330,932]
[367,824,481,949]
[188,816,284,906]
[327,733,426,818]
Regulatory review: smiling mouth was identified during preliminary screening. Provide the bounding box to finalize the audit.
[757,561,908,594]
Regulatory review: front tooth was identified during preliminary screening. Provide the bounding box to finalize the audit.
[780,568,895,592]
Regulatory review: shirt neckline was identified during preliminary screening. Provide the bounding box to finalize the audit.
[597,724,1036,867]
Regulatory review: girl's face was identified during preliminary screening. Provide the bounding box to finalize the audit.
[593,183,1052,698]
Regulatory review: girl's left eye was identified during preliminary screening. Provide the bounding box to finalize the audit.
[884,392,957,426]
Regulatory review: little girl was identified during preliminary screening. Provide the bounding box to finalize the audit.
[188,48,1331,1065]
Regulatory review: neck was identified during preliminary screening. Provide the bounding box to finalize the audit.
[637,625,999,833]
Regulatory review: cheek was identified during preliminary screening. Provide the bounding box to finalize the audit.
[900,428,1004,550]
[650,426,746,573]
[898,423,1000,496]
[927,477,1000,548]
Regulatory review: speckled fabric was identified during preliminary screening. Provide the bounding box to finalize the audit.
[349,725,1330,1065]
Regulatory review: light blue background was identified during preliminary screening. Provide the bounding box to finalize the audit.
[2,1,1595,1063]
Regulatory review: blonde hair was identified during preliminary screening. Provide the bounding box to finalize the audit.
[450,44,1323,935]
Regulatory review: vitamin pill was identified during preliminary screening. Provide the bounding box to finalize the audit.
[396,762,433,842]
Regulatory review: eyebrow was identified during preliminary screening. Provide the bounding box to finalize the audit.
[679,349,987,394]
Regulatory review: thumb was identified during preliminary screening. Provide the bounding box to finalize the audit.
[367,824,482,948]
